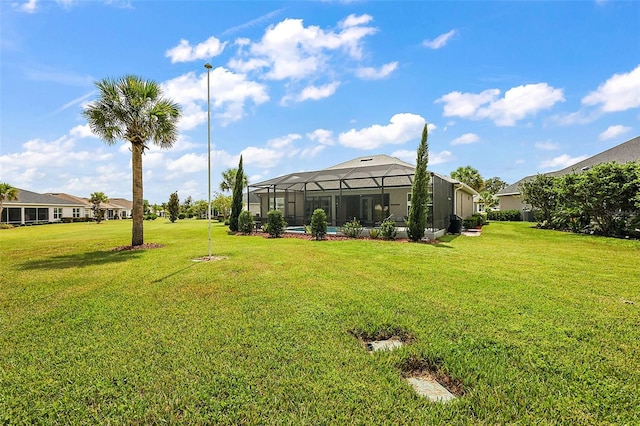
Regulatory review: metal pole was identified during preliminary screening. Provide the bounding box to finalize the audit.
[205,63,213,258]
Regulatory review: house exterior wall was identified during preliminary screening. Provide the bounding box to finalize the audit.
[498,194,526,212]
[1,205,88,224]
[455,190,474,219]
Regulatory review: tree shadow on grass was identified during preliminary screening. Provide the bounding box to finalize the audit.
[17,250,143,270]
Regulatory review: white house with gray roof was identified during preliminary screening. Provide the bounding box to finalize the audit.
[1,188,88,224]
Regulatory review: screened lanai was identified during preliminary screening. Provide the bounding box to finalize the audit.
[247,155,469,229]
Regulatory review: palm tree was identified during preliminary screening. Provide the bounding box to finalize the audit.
[83,76,181,246]
[89,191,109,223]
[0,182,19,222]
[219,168,248,193]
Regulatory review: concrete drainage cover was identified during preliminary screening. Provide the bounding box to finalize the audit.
[407,376,456,403]
[366,339,404,352]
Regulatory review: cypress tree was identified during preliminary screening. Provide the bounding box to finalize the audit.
[407,124,430,242]
[229,155,244,232]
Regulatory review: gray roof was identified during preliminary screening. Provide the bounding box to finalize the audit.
[8,189,85,206]
[497,135,640,196]
[251,154,478,195]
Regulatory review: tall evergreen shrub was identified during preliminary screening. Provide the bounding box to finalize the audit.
[229,155,244,232]
[406,124,430,242]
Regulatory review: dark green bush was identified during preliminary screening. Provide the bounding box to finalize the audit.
[487,209,521,221]
[265,210,287,238]
[380,220,397,240]
[463,213,485,229]
[178,213,186,220]
[238,210,254,235]
[310,208,328,240]
[341,218,363,238]
[144,213,157,220]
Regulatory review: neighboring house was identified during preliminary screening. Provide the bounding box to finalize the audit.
[1,188,87,224]
[496,135,640,216]
[243,190,261,217]
[46,193,129,220]
[109,198,133,219]
[249,155,478,232]
[1,188,134,225]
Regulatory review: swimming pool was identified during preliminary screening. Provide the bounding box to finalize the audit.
[285,226,341,234]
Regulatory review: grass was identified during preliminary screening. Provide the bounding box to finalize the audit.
[1,219,639,424]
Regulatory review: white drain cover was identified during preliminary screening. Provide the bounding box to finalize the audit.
[407,377,456,402]
[367,339,403,352]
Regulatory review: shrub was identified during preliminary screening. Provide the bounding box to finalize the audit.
[265,210,287,238]
[238,210,254,235]
[487,209,521,221]
[463,214,485,229]
[178,213,186,220]
[341,218,363,238]
[310,208,328,240]
[144,213,158,221]
[380,220,397,240]
[368,228,380,239]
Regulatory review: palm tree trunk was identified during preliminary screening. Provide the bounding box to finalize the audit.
[132,143,144,246]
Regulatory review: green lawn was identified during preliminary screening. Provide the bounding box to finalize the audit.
[1,220,638,424]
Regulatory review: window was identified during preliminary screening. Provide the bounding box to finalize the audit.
[274,197,285,212]
[407,193,411,215]
[72,208,81,218]
[53,208,63,219]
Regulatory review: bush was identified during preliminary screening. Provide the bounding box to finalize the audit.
[144,213,158,221]
[178,213,186,220]
[265,210,287,238]
[238,210,254,235]
[310,208,328,240]
[368,228,380,239]
[341,218,363,238]
[487,209,521,221]
[380,220,397,240]
[463,213,485,229]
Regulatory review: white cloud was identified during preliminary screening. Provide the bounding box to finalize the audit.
[391,149,453,165]
[451,133,479,145]
[14,0,38,13]
[228,15,377,81]
[437,83,564,126]
[69,124,96,139]
[423,29,457,49]
[267,134,302,149]
[534,140,559,151]
[582,65,640,112]
[165,36,227,63]
[338,113,426,149]
[307,129,334,145]
[539,154,589,170]
[599,125,631,141]
[296,82,341,102]
[166,153,207,173]
[355,61,398,80]
[240,147,284,169]
[161,68,269,128]
[299,145,326,159]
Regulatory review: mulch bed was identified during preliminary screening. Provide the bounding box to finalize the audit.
[237,231,440,244]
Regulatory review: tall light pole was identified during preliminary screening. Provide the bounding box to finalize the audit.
[205,62,213,259]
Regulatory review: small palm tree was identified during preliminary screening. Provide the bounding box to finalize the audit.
[0,182,19,221]
[83,76,181,246]
[219,168,248,193]
[89,191,109,223]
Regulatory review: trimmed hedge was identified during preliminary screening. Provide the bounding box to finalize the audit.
[487,209,521,221]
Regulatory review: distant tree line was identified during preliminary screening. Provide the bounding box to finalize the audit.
[520,162,640,238]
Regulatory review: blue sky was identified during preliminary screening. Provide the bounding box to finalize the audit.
[1,0,639,204]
